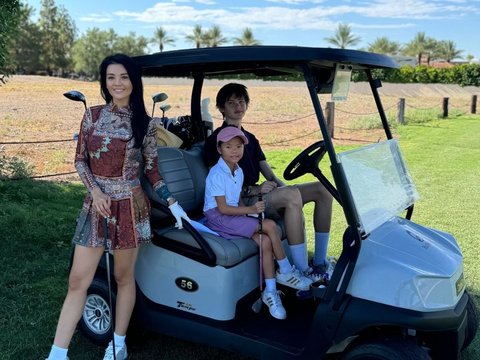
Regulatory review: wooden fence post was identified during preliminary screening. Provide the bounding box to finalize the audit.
[442,97,449,118]
[325,101,335,138]
[397,98,405,124]
[471,95,477,114]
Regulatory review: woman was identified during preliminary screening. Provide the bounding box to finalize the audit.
[46,54,189,360]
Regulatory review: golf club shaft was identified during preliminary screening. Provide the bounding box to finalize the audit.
[258,195,263,291]
[104,217,116,360]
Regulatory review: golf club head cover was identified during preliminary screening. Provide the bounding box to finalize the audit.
[168,201,191,229]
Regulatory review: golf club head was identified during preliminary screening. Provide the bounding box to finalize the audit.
[64,90,87,109]
[160,104,172,112]
[152,92,168,103]
[251,297,262,313]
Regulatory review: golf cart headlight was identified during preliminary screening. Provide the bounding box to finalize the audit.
[413,275,460,310]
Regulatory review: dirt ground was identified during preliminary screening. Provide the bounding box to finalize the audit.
[1,75,478,179]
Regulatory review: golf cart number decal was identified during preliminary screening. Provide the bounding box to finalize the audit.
[175,277,199,292]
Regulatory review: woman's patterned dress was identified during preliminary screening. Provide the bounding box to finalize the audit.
[72,103,165,250]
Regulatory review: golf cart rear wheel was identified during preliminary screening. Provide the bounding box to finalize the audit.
[343,338,430,360]
[463,290,479,350]
[78,278,116,346]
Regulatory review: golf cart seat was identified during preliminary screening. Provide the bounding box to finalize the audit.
[142,142,283,268]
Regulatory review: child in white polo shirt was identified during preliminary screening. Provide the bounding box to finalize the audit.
[203,126,312,320]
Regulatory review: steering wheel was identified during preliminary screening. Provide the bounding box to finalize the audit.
[283,141,326,181]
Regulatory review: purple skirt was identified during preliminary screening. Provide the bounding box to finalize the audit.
[204,208,259,239]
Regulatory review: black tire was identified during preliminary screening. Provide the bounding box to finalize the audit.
[78,278,116,346]
[343,338,431,360]
[462,291,479,350]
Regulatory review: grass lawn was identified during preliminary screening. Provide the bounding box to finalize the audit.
[0,115,479,359]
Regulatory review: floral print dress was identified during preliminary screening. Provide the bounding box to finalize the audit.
[72,103,164,250]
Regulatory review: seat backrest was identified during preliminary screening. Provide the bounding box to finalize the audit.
[141,142,208,224]
[157,142,207,214]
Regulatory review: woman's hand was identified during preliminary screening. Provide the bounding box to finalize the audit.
[259,181,277,194]
[91,187,111,218]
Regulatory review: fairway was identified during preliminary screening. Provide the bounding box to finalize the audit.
[0,75,479,359]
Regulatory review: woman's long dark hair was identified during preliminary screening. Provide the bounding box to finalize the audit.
[99,53,149,148]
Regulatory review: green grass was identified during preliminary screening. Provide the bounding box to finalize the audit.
[0,115,479,359]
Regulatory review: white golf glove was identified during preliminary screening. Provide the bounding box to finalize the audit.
[168,201,191,229]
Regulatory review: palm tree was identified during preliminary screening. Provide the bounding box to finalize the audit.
[437,40,463,62]
[152,26,175,52]
[403,32,432,65]
[367,37,401,55]
[233,28,261,46]
[185,24,204,48]
[324,23,360,49]
[204,25,228,47]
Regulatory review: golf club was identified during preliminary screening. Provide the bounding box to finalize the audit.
[160,104,171,118]
[63,90,87,110]
[251,194,264,313]
[151,92,168,117]
[104,217,117,360]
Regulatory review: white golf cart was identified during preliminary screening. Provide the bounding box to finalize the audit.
[77,46,478,359]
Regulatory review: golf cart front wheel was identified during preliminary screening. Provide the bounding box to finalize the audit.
[78,278,116,346]
[343,338,430,360]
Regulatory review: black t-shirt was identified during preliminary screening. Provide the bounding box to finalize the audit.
[203,122,266,186]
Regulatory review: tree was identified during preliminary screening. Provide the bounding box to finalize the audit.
[38,0,76,75]
[437,40,463,62]
[403,32,433,65]
[0,0,21,82]
[72,28,118,79]
[72,28,149,79]
[8,3,42,74]
[115,32,149,56]
[185,24,204,48]
[367,37,401,55]
[325,23,360,49]
[233,28,261,46]
[152,26,175,52]
[203,25,228,47]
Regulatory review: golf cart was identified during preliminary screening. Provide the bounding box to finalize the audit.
[76,46,478,359]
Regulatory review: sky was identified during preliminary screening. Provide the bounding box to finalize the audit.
[24,0,480,60]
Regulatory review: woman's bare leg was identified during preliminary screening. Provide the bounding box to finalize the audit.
[52,245,104,348]
[112,247,139,336]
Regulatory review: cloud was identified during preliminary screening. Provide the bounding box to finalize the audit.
[79,14,113,23]
[100,0,477,32]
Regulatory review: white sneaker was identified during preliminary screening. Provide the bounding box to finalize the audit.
[304,266,325,283]
[103,341,128,360]
[276,265,313,291]
[262,290,287,320]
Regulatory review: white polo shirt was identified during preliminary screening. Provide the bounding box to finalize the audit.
[204,157,244,212]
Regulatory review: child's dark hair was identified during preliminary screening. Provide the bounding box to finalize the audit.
[216,83,250,111]
[99,53,149,148]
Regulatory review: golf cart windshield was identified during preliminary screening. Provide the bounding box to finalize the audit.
[337,139,419,235]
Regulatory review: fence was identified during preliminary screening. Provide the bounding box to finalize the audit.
[1,95,478,180]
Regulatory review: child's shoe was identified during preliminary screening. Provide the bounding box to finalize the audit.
[103,341,128,360]
[276,265,313,291]
[262,290,287,320]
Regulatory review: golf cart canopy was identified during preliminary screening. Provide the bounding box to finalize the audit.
[133,45,401,231]
[134,45,398,80]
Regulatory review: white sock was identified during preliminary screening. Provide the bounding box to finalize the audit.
[314,232,330,266]
[289,243,308,272]
[47,344,68,360]
[277,257,293,274]
[113,332,126,348]
[265,278,277,292]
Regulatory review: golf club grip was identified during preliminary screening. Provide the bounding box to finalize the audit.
[257,194,263,233]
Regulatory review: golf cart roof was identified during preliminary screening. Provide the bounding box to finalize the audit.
[134,45,398,78]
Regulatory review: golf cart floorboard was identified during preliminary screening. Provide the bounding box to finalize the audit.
[134,286,318,356]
